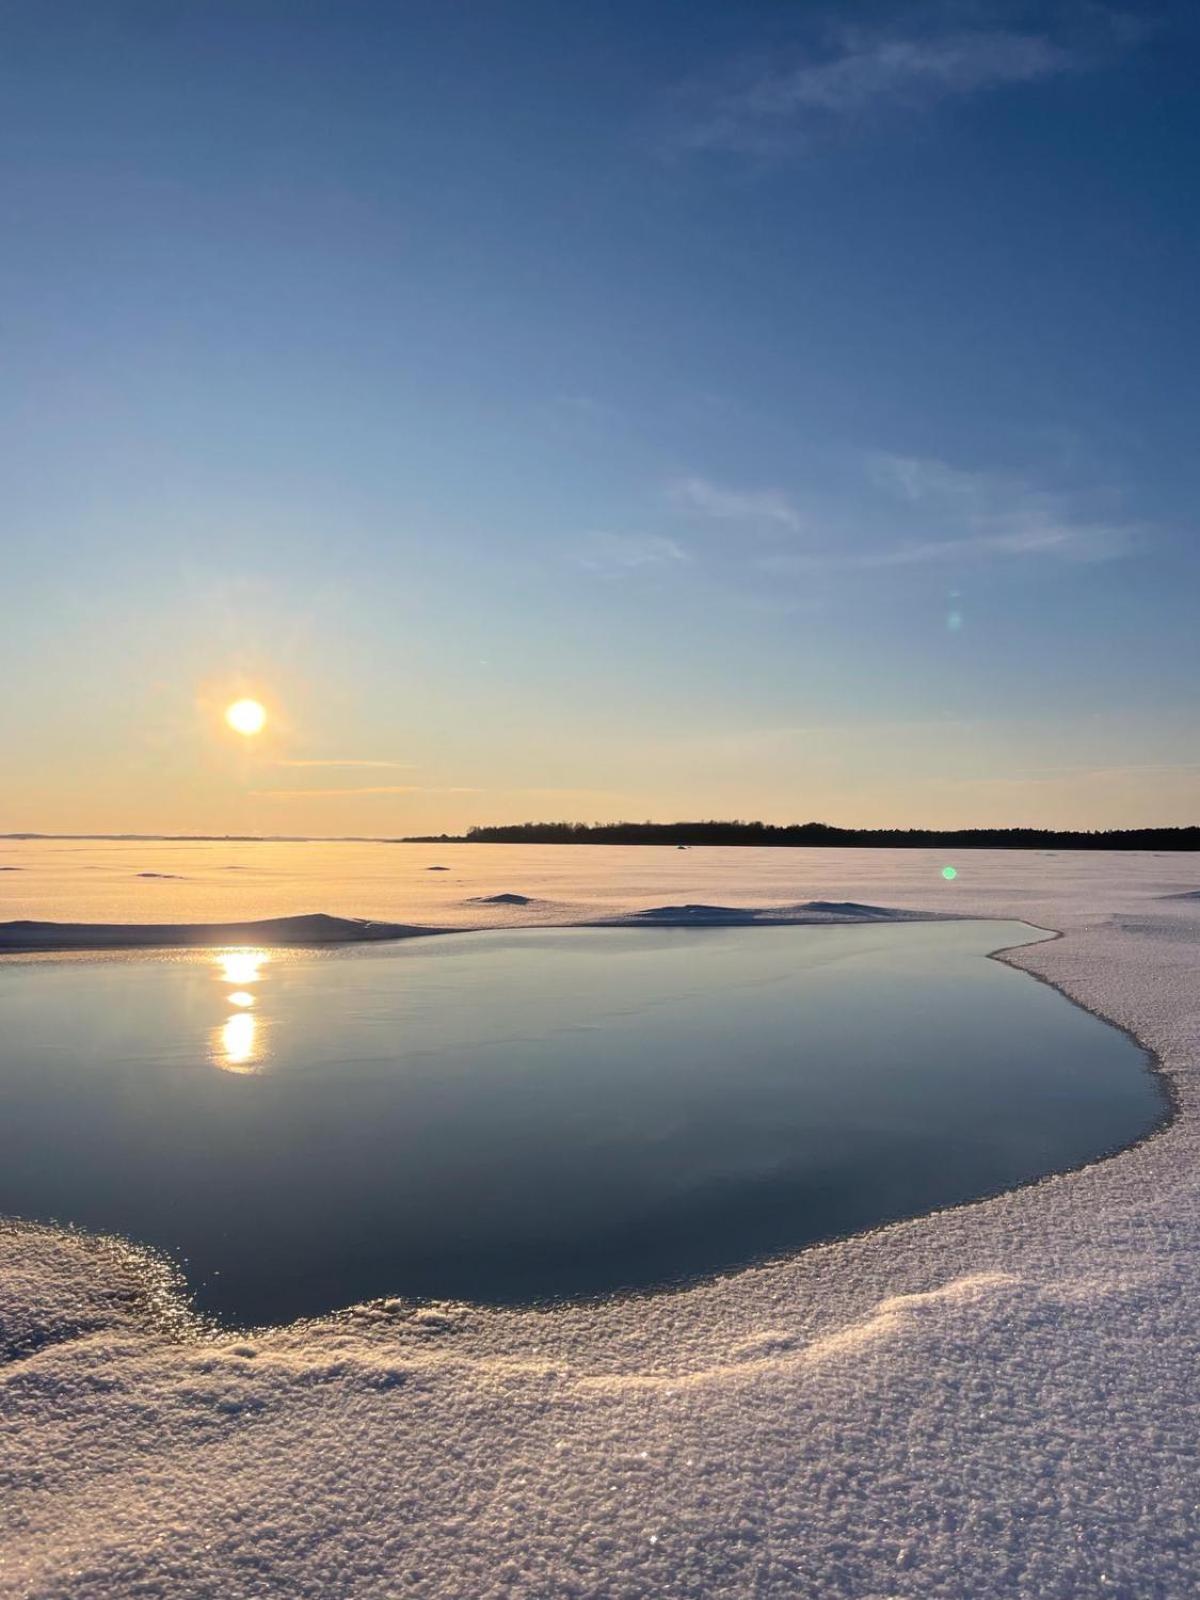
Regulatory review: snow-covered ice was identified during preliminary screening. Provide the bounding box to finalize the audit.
[2,845,1200,1598]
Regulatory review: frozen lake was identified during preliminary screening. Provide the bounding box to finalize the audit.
[0,919,1161,1325]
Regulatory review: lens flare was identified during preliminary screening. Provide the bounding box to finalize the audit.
[942,865,958,880]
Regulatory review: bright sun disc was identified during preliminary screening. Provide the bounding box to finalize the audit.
[226,698,267,736]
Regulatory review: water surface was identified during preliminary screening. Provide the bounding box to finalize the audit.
[0,922,1161,1324]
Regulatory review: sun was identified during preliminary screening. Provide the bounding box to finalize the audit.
[225,698,267,736]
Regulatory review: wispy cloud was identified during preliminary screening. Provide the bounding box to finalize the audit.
[947,761,1200,788]
[575,533,689,573]
[761,453,1138,573]
[270,759,413,770]
[867,452,1137,562]
[668,476,804,533]
[253,786,480,799]
[492,786,625,799]
[665,453,1136,571]
[666,11,1137,156]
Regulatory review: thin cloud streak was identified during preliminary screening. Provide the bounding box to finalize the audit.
[253,786,481,799]
[270,759,413,769]
[253,784,611,801]
[869,452,1137,562]
[575,533,689,573]
[945,762,1200,789]
[495,786,625,799]
[666,12,1138,156]
[760,527,1130,573]
[668,476,804,533]
[760,453,1139,573]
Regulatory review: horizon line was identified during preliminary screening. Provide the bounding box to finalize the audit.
[3,819,1199,847]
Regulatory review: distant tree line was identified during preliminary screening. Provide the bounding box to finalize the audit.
[402,820,1200,850]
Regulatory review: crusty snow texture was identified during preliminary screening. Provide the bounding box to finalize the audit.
[3,847,1200,1600]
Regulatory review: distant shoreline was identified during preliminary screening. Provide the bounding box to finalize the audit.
[403,821,1200,851]
[3,823,1199,851]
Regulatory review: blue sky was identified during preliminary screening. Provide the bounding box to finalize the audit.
[2,0,1197,832]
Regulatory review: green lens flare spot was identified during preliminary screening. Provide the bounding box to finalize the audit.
[942,866,958,880]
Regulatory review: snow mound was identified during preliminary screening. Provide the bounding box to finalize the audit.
[0,912,433,951]
[631,902,757,922]
[467,892,538,906]
[619,900,947,926]
[797,899,933,919]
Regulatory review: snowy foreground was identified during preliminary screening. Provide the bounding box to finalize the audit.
[3,847,1200,1599]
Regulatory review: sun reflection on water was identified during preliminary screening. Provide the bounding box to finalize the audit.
[218,1011,259,1072]
[218,951,268,987]
[211,949,270,1072]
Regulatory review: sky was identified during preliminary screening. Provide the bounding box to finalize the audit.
[2,0,1197,835]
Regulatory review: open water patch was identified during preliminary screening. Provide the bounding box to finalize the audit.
[0,921,1162,1326]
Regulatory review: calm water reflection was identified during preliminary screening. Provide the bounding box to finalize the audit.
[0,923,1162,1326]
[211,949,269,1072]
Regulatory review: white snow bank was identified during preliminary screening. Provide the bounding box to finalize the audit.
[3,847,1200,1598]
